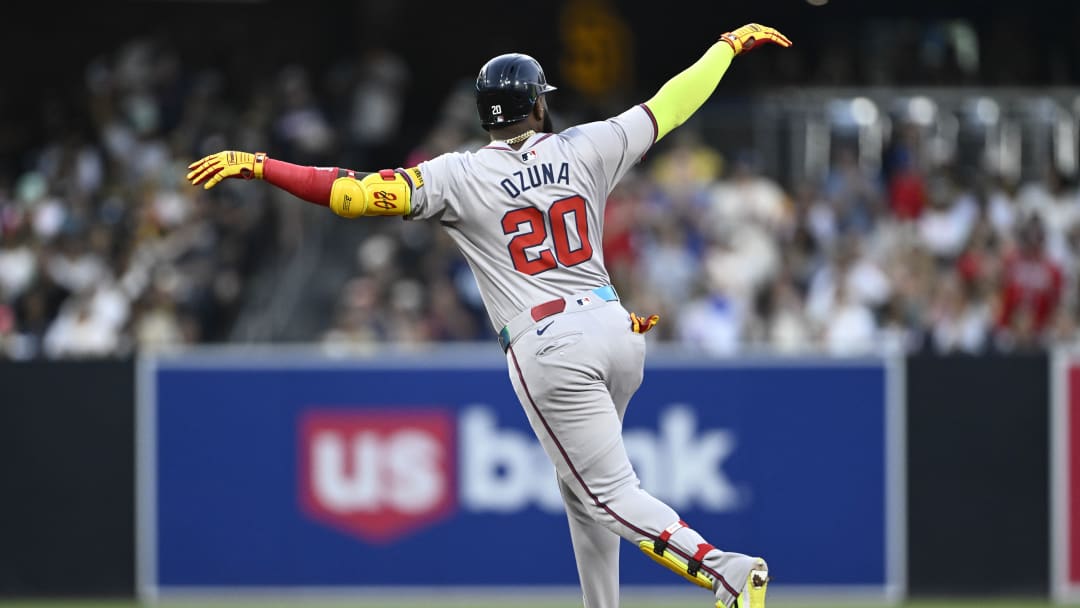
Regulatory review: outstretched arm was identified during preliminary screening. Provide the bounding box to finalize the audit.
[644,23,791,142]
[186,152,413,218]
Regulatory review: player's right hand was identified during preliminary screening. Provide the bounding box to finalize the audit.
[186,151,266,190]
[720,24,792,55]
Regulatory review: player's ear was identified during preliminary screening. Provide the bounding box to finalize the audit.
[535,98,554,133]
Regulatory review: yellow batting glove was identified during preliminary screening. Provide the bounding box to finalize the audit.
[630,312,660,335]
[186,151,267,190]
[720,23,792,55]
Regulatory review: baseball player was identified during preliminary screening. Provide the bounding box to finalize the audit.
[187,23,791,608]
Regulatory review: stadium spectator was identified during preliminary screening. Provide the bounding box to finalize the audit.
[600,169,647,290]
[42,292,122,358]
[805,234,892,331]
[761,275,814,353]
[925,269,992,354]
[1017,165,1080,265]
[821,280,878,355]
[675,279,747,357]
[994,214,1063,347]
[321,276,385,351]
[887,153,928,221]
[330,47,411,169]
[0,224,37,302]
[823,145,885,234]
[5,24,1080,360]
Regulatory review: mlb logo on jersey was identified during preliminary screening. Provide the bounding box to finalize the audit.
[521,149,538,162]
[298,409,457,544]
[576,296,592,306]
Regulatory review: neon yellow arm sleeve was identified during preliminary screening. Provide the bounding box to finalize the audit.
[643,42,735,142]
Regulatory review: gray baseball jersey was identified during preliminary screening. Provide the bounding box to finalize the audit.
[401,103,762,608]
[405,104,655,331]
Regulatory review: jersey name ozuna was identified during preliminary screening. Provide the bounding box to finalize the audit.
[499,161,571,198]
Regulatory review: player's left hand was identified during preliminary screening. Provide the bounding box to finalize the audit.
[630,312,660,334]
[186,151,266,190]
[720,23,792,55]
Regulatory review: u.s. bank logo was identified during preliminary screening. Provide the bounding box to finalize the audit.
[298,404,741,545]
[299,409,457,544]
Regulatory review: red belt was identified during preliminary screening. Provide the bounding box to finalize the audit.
[530,298,567,322]
[498,285,619,353]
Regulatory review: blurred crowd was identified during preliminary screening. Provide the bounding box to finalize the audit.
[0,38,281,360]
[596,137,1080,357]
[2,34,1079,360]
[322,119,1080,357]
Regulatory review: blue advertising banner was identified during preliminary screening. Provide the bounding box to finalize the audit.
[137,347,903,601]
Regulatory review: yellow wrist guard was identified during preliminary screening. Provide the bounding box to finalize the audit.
[329,169,412,218]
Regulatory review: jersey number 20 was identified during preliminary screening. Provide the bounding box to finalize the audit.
[501,195,593,275]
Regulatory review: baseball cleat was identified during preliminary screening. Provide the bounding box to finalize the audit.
[725,558,769,608]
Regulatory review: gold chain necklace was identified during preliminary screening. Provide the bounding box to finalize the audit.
[499,130,536,145]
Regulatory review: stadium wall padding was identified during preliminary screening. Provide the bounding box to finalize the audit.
[0,358,135,597]
[906,351,1050,597]
[0,350,1056,599]
[139,351,901,599]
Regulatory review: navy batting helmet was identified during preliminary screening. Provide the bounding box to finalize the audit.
[475,53,557,130]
